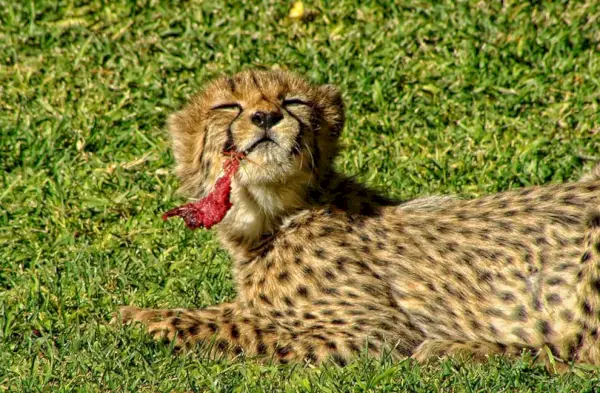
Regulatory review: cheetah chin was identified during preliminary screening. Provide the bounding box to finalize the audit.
[118,69,600,372]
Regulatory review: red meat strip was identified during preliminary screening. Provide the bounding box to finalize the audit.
[162,157,241,230]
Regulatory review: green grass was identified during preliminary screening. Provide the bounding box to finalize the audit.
[2,0,600,391]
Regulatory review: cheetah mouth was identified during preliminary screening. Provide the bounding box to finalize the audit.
[243,137,279,154]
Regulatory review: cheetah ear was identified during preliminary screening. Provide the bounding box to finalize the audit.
[318,84,345,138]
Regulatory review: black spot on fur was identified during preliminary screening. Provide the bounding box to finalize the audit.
[320,226,335,236]
[453,272,468,284]
[396,245,406,255]
[314,248,327,259]
[586,183,600,192]
[587,213,600,228]
[582,301,593,315]
[257,341,267,355]
[346,309,365,316]
[335,257,348,272]
[347,340,360,352]
[326,341,337,350]
[171,318,184,330]
[188,323,200,336]
[569,333,584,358]
[305,344,318,362]
[477,270,492,283]
[284,296,295,307]
[233,345,243,355]
[312,333,327,341]
[259,293,273,306]
[537,320,552,337]
[322,287,339,295]
[324,269,336,280]
[259,243,274,259]
[331,354,348,366]
[297,286,309,297]
[362,284,380,296]
[276,344,293,357]
[216,339,228,351]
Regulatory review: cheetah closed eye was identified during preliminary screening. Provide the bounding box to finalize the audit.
[118,69,600,370]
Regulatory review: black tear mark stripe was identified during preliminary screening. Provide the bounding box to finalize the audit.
[283,107,310,158]
[225,109,243,152]
[312,131,321,172]
[198,110,244,164]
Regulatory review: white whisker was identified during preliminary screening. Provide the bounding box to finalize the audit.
[303,141,316,170]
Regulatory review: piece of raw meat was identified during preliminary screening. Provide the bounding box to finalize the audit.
[162,157,241,229]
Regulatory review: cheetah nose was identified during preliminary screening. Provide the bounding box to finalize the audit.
[251,111,283,129]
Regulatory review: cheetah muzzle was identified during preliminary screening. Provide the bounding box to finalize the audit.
[118,69,600,371]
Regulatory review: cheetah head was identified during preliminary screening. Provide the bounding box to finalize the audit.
[167,69,345,244]
[168,69,344,200]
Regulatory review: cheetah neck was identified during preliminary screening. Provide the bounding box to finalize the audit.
[216,170,396,261]
[217,177,312,260]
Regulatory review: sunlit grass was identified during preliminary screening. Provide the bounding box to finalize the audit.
[1,1,600,391]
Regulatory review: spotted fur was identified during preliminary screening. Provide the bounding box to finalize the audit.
[119,70,600,370]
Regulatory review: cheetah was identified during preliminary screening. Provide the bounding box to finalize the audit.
[119,69,600,369]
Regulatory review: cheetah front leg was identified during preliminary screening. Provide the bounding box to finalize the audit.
[412,339,571,373]
[117,304,364,364]
[411,339,526,363]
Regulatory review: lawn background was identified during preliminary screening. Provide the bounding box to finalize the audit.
[2,0,600,391]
